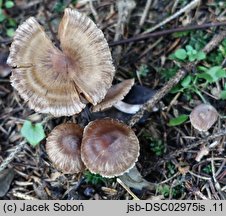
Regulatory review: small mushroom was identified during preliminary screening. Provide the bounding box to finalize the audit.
[46,123,85,173]
[189,103,218,131]
[81,118,140,178]
[92,79,135,112]
[7,8,115,117]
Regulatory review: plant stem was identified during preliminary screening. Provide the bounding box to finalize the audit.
[109,22,226,47]
[0,141,26,173]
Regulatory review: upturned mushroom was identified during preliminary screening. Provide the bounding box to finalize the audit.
[189,103,218,132]
[46,123,85,173]
[92,79,135,112]
[81,118,140,178]
[7,8,115,117]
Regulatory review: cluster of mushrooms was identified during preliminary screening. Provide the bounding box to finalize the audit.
[7,8,140,177]
[7,8,219,178]
[46,119,139,177]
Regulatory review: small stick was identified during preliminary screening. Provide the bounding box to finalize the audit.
[0,141,26,172]
[143,0,201,34]
[109,21,226,47]
[135,0,152,34]
[42,0,59,46]
[143,128,226,176]
[89,0,99,22]
[12,191,39,200]
[117,178,140,200]
[128,65,190,127]
[128,30,226,127]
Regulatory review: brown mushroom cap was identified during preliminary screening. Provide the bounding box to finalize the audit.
[7,8,115,117]
[92,79,135,112]
[190,103,218,131]
[81,118,140,177]
[46,123,85,173]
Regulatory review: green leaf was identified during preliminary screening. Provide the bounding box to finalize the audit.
[185,45,193,52]
[170,85,184,94]
[172,31,189,38]
[196,51,206,60]
[220,90,226,100]
[137,64,149,77]
[168,114,188,126]
[181,75,192,88]
[206,66,226,82]
[71,0,78,4]
[6,28,15,37]
[174,49,187,60]
[197,66,208,72]
[215,68,226,79]
[4,0,14,8]
[7,18,17,27]
[21,120,46,147]
[197,72,213,82]
[188,52,197,62]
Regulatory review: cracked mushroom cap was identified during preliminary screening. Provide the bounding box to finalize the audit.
[81,118,140,177]
[7,8,115,117]
[46,123,85,173]
[92,79,135,112]
[190,103,218,131]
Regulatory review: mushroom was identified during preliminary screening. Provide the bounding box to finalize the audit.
[46,123,85,173]
[81,118,140,178]
[92,79,135,112]
[7,8,115,117]
[189,103,218,131]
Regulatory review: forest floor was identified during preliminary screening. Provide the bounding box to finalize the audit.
[0,0,226,200]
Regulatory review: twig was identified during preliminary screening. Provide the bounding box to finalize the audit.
[117,178,140,200]
[188,170,211,181]
[143,128,226,176]
[143,0,201,34]
[128,65,191,127]
[158,172,180,185]
[0,141,26,173]
[109,21,226,47]
[135,0,152,34]
[171,0,180,13]
[42,0,59,46]
[113,0,136,66]
[12,191,39,200]
[89,0,99,22]
[202,30,226,53]
[114,0,136,41]
[185,182,209,199]
[17,0,41,10]
[128,30,226,127]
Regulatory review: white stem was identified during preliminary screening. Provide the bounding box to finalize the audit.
[114,101,142,114]
[114,101,158,114]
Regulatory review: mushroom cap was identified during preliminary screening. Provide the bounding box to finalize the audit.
[190,103,218,131]
[81,118,140,177]
[92,79,135,112]
[46,123,85,173]
[7,8,115,117]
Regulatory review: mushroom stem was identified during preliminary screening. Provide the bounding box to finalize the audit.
[113,101,142,114]
[119,166,155,191]
[114,101,158,114]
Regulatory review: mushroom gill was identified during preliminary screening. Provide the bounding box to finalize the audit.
[7,8,115,117]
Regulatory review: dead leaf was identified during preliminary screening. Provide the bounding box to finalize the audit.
[119,166,155,191]
[0,168,15,197]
